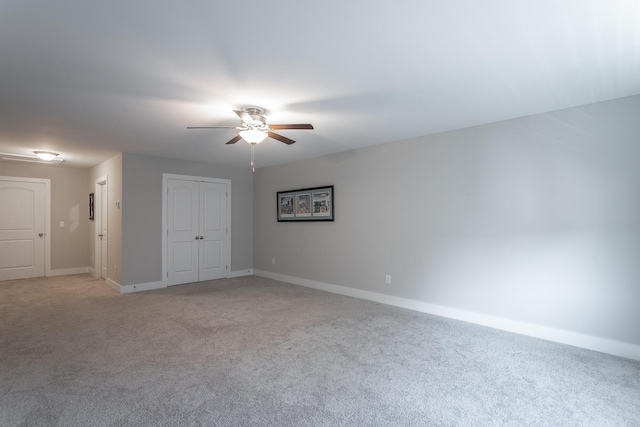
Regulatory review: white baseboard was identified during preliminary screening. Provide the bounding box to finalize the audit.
[254,269,640,361]
[118,271,253,295]
[120,280,166,294]
[229,269,254,278]
[88,267,96,277]
[105,278,121,293]
[48,267,90,277]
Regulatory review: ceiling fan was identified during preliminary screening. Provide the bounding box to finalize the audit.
[188,107,313,171]
[187,107,313,145]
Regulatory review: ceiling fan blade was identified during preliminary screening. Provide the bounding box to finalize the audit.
[269,124,314,130]
[234,109,254,125]
[268,132,296,145]
[225,135,243,145]
[187,126,239,129]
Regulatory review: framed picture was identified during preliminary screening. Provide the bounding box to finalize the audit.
[89,193,94,220]
[277,186,334,222]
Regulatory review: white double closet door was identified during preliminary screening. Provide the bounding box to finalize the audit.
[167,178,228,286]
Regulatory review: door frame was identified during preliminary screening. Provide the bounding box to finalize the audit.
[162,173,231,286]
[94,175,108,278]
[0,175,51,277]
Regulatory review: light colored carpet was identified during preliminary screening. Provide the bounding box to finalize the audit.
[1,274,639,426]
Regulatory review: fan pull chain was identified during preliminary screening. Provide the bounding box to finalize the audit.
[250,143,256,172]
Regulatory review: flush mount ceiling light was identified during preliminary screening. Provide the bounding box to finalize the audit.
[0,152,64,165]
[33,151,59,161]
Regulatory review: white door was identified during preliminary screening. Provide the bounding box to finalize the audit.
[167,179,200,285]
[167,179,227,286]
[0,179,46,280]
[199,182,227,281]
[100,184,108,279]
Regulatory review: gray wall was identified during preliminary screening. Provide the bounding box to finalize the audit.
[0,162,90,270]
[121,153,253,286]
[89,153,123,285]
[254,95,640,347]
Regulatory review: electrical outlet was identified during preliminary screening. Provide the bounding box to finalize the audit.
[385,274,391,285]
[272,258,276,265]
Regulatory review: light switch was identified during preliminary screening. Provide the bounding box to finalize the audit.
[59,221,65,227]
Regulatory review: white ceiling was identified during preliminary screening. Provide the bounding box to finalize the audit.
[1,0,639,169]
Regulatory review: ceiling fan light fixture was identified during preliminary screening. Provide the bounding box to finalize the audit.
[33,151,59,161]
[239,129,268,144]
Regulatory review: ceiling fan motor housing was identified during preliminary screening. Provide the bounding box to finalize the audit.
[243,107,267,129]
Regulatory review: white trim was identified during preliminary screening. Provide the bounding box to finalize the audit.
[44,179,51,277]
[162,173,232,286]
[117,271,252,294]
[229,269,253,278]
[105,278,121,293]
[254,269,640,361]
[48,267,89,277]
[94,175,108,279]
[120,280,166,294]
[88,267,96,276]
[0,176,51,278]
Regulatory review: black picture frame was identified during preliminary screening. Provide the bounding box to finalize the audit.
[89,193,94,220]
[277,185,334,222]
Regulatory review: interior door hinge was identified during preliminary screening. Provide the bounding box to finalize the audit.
[226,265,228,270]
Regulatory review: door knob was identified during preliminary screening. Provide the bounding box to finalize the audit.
[98,234,104,238]
[195,236,200,240]
[199,236,204,240]
[38,233,44,237]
